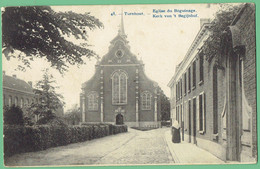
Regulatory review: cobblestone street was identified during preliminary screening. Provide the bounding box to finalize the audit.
[5,128,174,166]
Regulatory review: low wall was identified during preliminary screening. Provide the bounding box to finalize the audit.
[83,121,161,128]
[125,121,161,128]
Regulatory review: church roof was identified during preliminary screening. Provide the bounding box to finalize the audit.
[82,12,158,90]
[3,73,34,94]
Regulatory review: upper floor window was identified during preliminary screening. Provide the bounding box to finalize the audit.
[176,84,178,101]
[180,78,182,98]
[188,67,191,92]
[192,61,196,88]
[199,53,204,83]
[112,70,127,104]
[184,73,187,95]
[141,91,152,110]
[88,92,98,111]
[178,81,181,99]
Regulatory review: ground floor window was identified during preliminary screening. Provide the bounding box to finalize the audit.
[20,98,24,108]
[14,97,18,106]
[8,96,12,106]
[199,93,206,133]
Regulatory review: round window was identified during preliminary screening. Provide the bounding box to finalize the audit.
[116,49,124,58]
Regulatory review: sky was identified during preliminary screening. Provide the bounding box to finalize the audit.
[2,4,224,112]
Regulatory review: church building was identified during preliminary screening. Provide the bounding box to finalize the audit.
[80,16,162,127]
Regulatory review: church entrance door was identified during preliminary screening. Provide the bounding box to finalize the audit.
[116,113,124,125]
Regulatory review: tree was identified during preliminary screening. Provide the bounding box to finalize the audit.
[3,105,24,125]
[2,6,103,73]
[64,104,81,125]
[28,68,65,123]
[160,92,171,121]
[202,4,243,65]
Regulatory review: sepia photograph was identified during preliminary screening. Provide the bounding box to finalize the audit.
[1,2,257,167]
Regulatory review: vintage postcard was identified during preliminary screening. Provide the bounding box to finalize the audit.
[1,2,257,167]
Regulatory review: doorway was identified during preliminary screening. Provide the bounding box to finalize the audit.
[213,66,219,142]
[116,113,124,125]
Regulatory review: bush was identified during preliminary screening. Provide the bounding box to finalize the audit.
[3,105,24,125]
[4,123,128,157]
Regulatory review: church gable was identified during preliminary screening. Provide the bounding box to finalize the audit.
[100,37,140,65]
[80,13,162,127]
[99,13,140,66]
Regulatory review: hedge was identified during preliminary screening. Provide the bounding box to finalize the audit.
[81,123,128,135]
[4,124,127,157]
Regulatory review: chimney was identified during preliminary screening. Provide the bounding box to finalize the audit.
[12,74,17,78]
[200,18,210,28]
[28,81,32,87]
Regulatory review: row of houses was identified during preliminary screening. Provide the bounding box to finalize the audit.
[2,72,64,120]
[168,4,256,162]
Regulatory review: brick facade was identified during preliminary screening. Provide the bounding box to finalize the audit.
[168,3,256,162]
[80,17,162,127]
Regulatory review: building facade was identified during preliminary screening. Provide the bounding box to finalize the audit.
[80,17,162,127]
[2,72,64,119]
[3,72,35,109]
[168,4,256,162]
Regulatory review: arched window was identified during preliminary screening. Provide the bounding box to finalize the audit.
[87,92,98,111]
[112,70,127,104]
[20,98,24,108]
[14,97,18,106]
[141,91,152,110]
[8,96,12,106]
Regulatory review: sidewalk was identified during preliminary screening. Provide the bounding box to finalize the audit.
[164,130,225,164]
